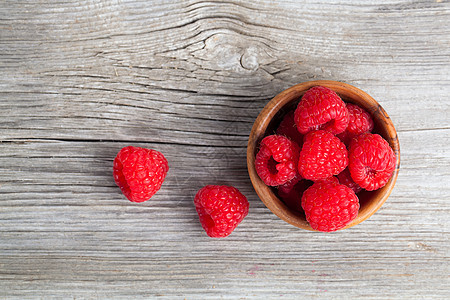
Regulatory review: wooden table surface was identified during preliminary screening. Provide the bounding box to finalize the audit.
[1,0,449,299]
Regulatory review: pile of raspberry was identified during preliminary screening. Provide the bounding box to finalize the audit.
[255,86,396,232]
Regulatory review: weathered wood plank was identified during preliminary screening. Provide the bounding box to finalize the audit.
[1,0,449,298]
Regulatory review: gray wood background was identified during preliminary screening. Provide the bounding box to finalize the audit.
[1,0,449,299]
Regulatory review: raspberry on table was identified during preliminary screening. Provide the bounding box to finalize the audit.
[255,135,300,186]
[294,86,349,135]
[298,130,348,181]
[337,167,362,194]
[337,103,374,145]
[301,181,360,232]
[348,133,396,191]
[276,111,304,147]
[113,146,169,203]
[194,185,249,238]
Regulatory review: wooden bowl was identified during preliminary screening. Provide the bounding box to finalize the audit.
[247,80,400,231]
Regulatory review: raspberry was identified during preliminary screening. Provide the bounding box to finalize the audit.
[337,103,374,145]
[276,111,303,147]
[301,181,360,232]
[294,86,349,135]
[317,176,339,184]
[194,185,249,238]
[348,133,396,191]
[337,167,362,194]
[298,130,348,181]
[113,146,169,203]
[278,178,312,213]
[278,174,302,194]
[255,135,300,186]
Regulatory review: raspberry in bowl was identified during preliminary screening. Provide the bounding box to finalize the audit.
[247,80,400,231]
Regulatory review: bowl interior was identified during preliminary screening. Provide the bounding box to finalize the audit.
[247,80,400,231]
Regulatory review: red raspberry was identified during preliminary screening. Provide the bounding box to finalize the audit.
[255,135,300,186]
[337,168,362,194]
[348,133,396,191]
[316,176,339,184]
[278,174,302,194]
[337,103,374,145]
[194,185,249,238]
[298,130,348,181]
[301,181,360,232]
[278,178,312,213]
[113,146,169,203]
[294,86,349,135]
[276,111,303,147]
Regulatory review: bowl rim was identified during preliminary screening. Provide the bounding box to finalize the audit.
[247,80,400,231]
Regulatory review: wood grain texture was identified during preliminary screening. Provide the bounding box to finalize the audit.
[1,0,449,299]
